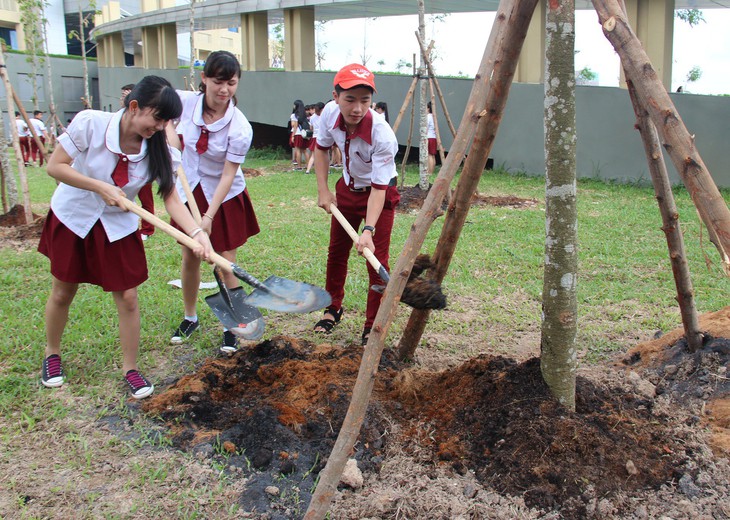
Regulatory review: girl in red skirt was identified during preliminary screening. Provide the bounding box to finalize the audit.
[168,50,260,353]
[38,76,212,399]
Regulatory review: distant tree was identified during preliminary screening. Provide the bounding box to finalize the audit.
[18,0,44,110]
[576,66,597,83]
[270,23,284,68]
[395,59,412,72]
[68,2,97,109]
[686,65,702,84]
[676,9,705,27]
[315,20,328,70]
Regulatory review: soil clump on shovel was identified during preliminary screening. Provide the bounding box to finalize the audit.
[142,309,730,519]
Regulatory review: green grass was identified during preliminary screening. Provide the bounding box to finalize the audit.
[0,148,728,516]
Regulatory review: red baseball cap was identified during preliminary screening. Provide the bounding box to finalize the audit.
[333,63,377,93]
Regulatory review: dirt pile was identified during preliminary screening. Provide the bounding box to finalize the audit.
[143,309,730,519]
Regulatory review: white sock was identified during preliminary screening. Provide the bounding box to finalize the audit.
[185,315,198,323]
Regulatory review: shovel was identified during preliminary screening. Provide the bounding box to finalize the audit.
[329,204,446,310]
[118,197,331,313]
[176,166,264,340]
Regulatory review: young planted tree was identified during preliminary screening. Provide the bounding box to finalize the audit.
[416,0,428,190]
[541,0,578,410]
[68,3,96,109]
[189,0,197,89]
[18,0,44,110]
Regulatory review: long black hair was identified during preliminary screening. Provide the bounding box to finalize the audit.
[199,50,241,107]
[124,75,182,198]
[375,101,389,123]
[292,99,308,128]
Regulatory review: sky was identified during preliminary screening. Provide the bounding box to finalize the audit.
[313,9,730,96]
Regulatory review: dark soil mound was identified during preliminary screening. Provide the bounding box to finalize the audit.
[142,328,729,519]
[0,205,45,248]
[397,184,537,213]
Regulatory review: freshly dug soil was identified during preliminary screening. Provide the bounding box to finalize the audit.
[142,308,730,519]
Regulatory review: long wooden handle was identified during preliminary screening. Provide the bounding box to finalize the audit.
[329,204,389,282]
[118,197,232,273]
[176,166,203,223]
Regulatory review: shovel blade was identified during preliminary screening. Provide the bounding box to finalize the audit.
[243,275,331,313]
[205,287,266,341]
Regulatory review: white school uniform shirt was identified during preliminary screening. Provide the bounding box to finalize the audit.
[309,112,321,139]
[52,109,181,242]
[30,117,47,136]
[316,100,398,190]
[427,113,436,139]
[15,119,30,137]
[175,90,251,204]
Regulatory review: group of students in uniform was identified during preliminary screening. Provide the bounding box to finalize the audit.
[15,110,50,167]
[38,55,401,400]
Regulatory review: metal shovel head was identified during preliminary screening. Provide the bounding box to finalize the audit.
[205,287,266,341]
[243,275,332,313]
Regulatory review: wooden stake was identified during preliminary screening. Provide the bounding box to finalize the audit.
[416,32,457,137]
[398,0,538,361]
[0,50,32,223]
[303,0,538,517]
[391,76,417,133]
[592,0,730,275]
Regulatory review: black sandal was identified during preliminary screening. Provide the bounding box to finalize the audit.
[361,327,372,346]
[313,307,343,333]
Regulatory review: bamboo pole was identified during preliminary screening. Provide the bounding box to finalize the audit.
[592,0,730,275]
[428,78,447,166]
[416,32,457,138]
[303,0,537,517]
[0,49,33,223]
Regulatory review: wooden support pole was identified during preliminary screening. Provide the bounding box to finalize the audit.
[0,51,33,223]
[303,0,538,517]
[416,32,457,138]
[397,0,539,361]
[626,79,704,352]
[399,87,416,185]
[592,0,730,275]
[391,76,417,133]
[428,78,447,166]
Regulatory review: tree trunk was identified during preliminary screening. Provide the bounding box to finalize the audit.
[41,5,59,147]
[626,79,703,352]
[304,1,537,517]
[189,0,196,89]
[591,0,730,275]
[417,0,429,190]
[0,114,18,211]
[541,0,578,411]
[396,0,539,361]
[79,7,91,109]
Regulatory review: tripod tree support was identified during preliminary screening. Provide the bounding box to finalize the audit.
[303,0,538,516]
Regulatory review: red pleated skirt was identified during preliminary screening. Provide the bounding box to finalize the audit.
[292,135,308,149]
[38,210,148,292]
[172,184,260,252]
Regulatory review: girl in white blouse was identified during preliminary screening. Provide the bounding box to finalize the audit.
[167,50,260,353]
[39,75,211,399]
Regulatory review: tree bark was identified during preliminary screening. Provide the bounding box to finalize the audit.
[626,79,703,352]
[396,0,539,361]
[541,0,578,410]
[417,0,429,190]
[591,0,730,276]
[304,0,538,517]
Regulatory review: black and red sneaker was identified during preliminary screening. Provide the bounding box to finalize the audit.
[41,354,65,388]
[124,370,154,399]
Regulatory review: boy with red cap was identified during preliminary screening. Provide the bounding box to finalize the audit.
[313,63,400,345]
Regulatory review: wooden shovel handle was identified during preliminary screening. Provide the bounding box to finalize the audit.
[176,166,203,224]
[329,204,387,278]
[117,197,232,274]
